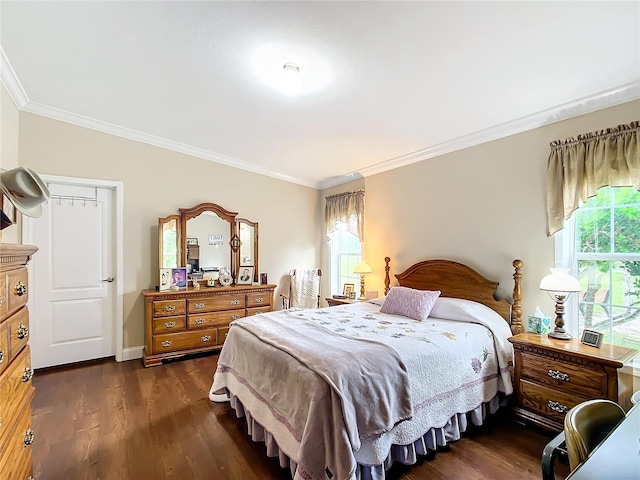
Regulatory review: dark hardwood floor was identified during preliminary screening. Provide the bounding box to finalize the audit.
[31,355,570,480]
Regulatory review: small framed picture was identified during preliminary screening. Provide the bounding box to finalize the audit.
[170,268,188,289]
[343,283,355,297]
[580,328,604,348]
[159,268,172,291]
[1,194,16,223]
[237,266,254,285]
[186,237,198,246]
[260,273,268,285]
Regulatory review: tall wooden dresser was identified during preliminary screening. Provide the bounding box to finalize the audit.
[142,284,276,367]
[0,244,37,480]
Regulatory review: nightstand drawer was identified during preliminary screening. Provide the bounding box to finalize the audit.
[519,379,588,425]
[520,352,605,398]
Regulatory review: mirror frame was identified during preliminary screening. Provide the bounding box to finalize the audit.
[236,218,259,284]
[179,203,239,281]
[158,214,182,282]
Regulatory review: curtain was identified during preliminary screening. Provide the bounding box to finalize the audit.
[546,121,639,236]
[325,190,365,242]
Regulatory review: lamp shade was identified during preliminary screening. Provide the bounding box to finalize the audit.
[353,261,372,275]
[539,268,580,293]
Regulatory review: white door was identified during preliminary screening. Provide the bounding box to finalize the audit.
[30,182,116,369]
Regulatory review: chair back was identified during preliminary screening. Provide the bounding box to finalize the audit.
[564,399,625,470]
[284,268,322,309]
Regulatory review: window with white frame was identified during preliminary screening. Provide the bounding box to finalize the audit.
[558,186,640,350]
[329,221,362,296]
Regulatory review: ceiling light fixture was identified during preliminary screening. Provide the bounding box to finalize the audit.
[281,62,301,96]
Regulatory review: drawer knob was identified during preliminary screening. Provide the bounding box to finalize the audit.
[231,314,241,320]
[161,340,173,348]
[164,321,176,328]
[24,428,34,447]
[17,324,29,339]
[201,335,212,342]
[0,350,3,364]
[163,305,176,312]
[194,302,205,309]
[254,297,264,303]
[15,281,27,296]
[195,319,205,325]
[0,295,3,306]
[22,366,34,383]
[230,299,240,306]
[548,369,570,382]
[547,400,568,414]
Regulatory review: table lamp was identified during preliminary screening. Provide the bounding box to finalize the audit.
[539,267,580,340]
[353,261,372,300]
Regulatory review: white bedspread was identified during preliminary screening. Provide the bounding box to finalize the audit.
[210,298,514,480]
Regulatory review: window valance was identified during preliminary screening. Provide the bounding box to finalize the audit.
[546,121,639,236]
[325,190,365,242]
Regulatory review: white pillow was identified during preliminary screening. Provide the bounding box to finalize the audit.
[380,286,441,321]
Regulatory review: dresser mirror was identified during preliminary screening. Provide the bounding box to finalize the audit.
[157,203,259,287]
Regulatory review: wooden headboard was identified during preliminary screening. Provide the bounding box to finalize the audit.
[383,257,523,334]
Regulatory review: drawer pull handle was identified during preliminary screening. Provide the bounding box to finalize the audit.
[0,350,3,364]
[17,324,29,339]
[161,340,173,348]
[163,305,176,312]
[194,302,205,309]
[22,366,34,382]
[548,369,570,382]
[15,281,27,296]
[164,321,176,328]
[254,297,264,303]
[195,319,205,325]
[0,295,3,306]
[24,428,34,447]
[547,400,568,414]
[230,299,240,306]
[201,335,212,342]
[231,314,241,320]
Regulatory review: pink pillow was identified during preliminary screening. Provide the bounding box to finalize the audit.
[380,286,441,321]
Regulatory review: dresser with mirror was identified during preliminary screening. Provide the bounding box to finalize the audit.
[143,203,275,367]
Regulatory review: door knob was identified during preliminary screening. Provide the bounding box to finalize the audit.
[101,276,114,282]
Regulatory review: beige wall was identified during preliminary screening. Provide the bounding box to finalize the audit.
[0,84,21,244]
[324,101,639,326]
[17,112,320,349]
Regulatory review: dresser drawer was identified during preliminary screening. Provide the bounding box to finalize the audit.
[218,326,230,344]
[246,292,271,308]
[0,322,7,376]
[153,299,186,317]
[520,352,605,398]
[0,346,33,445]
[5,268,28,318]
[152,328,218,354]
[0,400,34,477]
[247,306,271,316]
[188,294,245,313]
[188,309,245,329]
[152,315,186,334]
[519,379,587,425]
[7,308,29,361]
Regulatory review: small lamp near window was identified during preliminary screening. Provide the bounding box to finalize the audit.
[540,268,581,340]
[353,261,372,300]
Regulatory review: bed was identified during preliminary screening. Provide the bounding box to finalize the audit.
[209,257,524,480]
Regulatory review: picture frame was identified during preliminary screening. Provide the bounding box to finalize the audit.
[1,194,16,223]
[186,237,199,246]
[343,283,355,297]
[159,268,172,291]
[260,273,268,285]
[170,268,188,289]
[237,266,254,285]
[580,328,604,348]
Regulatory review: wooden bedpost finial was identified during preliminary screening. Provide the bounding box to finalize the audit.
[511,259,523,335]
[384,257,391,295]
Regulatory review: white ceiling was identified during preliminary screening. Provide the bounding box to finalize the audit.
[1,1,639,189]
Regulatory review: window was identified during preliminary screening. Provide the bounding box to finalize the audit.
[329,221,362,295]
[558,186,640,350]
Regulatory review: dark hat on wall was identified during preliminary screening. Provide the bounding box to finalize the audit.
[0,167,50,218]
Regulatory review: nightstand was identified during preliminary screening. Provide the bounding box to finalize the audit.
[508,332,637,432]
[325,297,358,307]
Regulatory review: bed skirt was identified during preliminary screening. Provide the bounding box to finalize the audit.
[227,391,503,480]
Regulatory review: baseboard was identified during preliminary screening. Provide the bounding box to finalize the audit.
[121,346,144,361]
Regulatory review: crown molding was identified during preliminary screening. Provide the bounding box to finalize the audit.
[0,46,29,109]
[316,80,640,189]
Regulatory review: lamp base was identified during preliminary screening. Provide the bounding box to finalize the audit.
[548,330,572,340]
